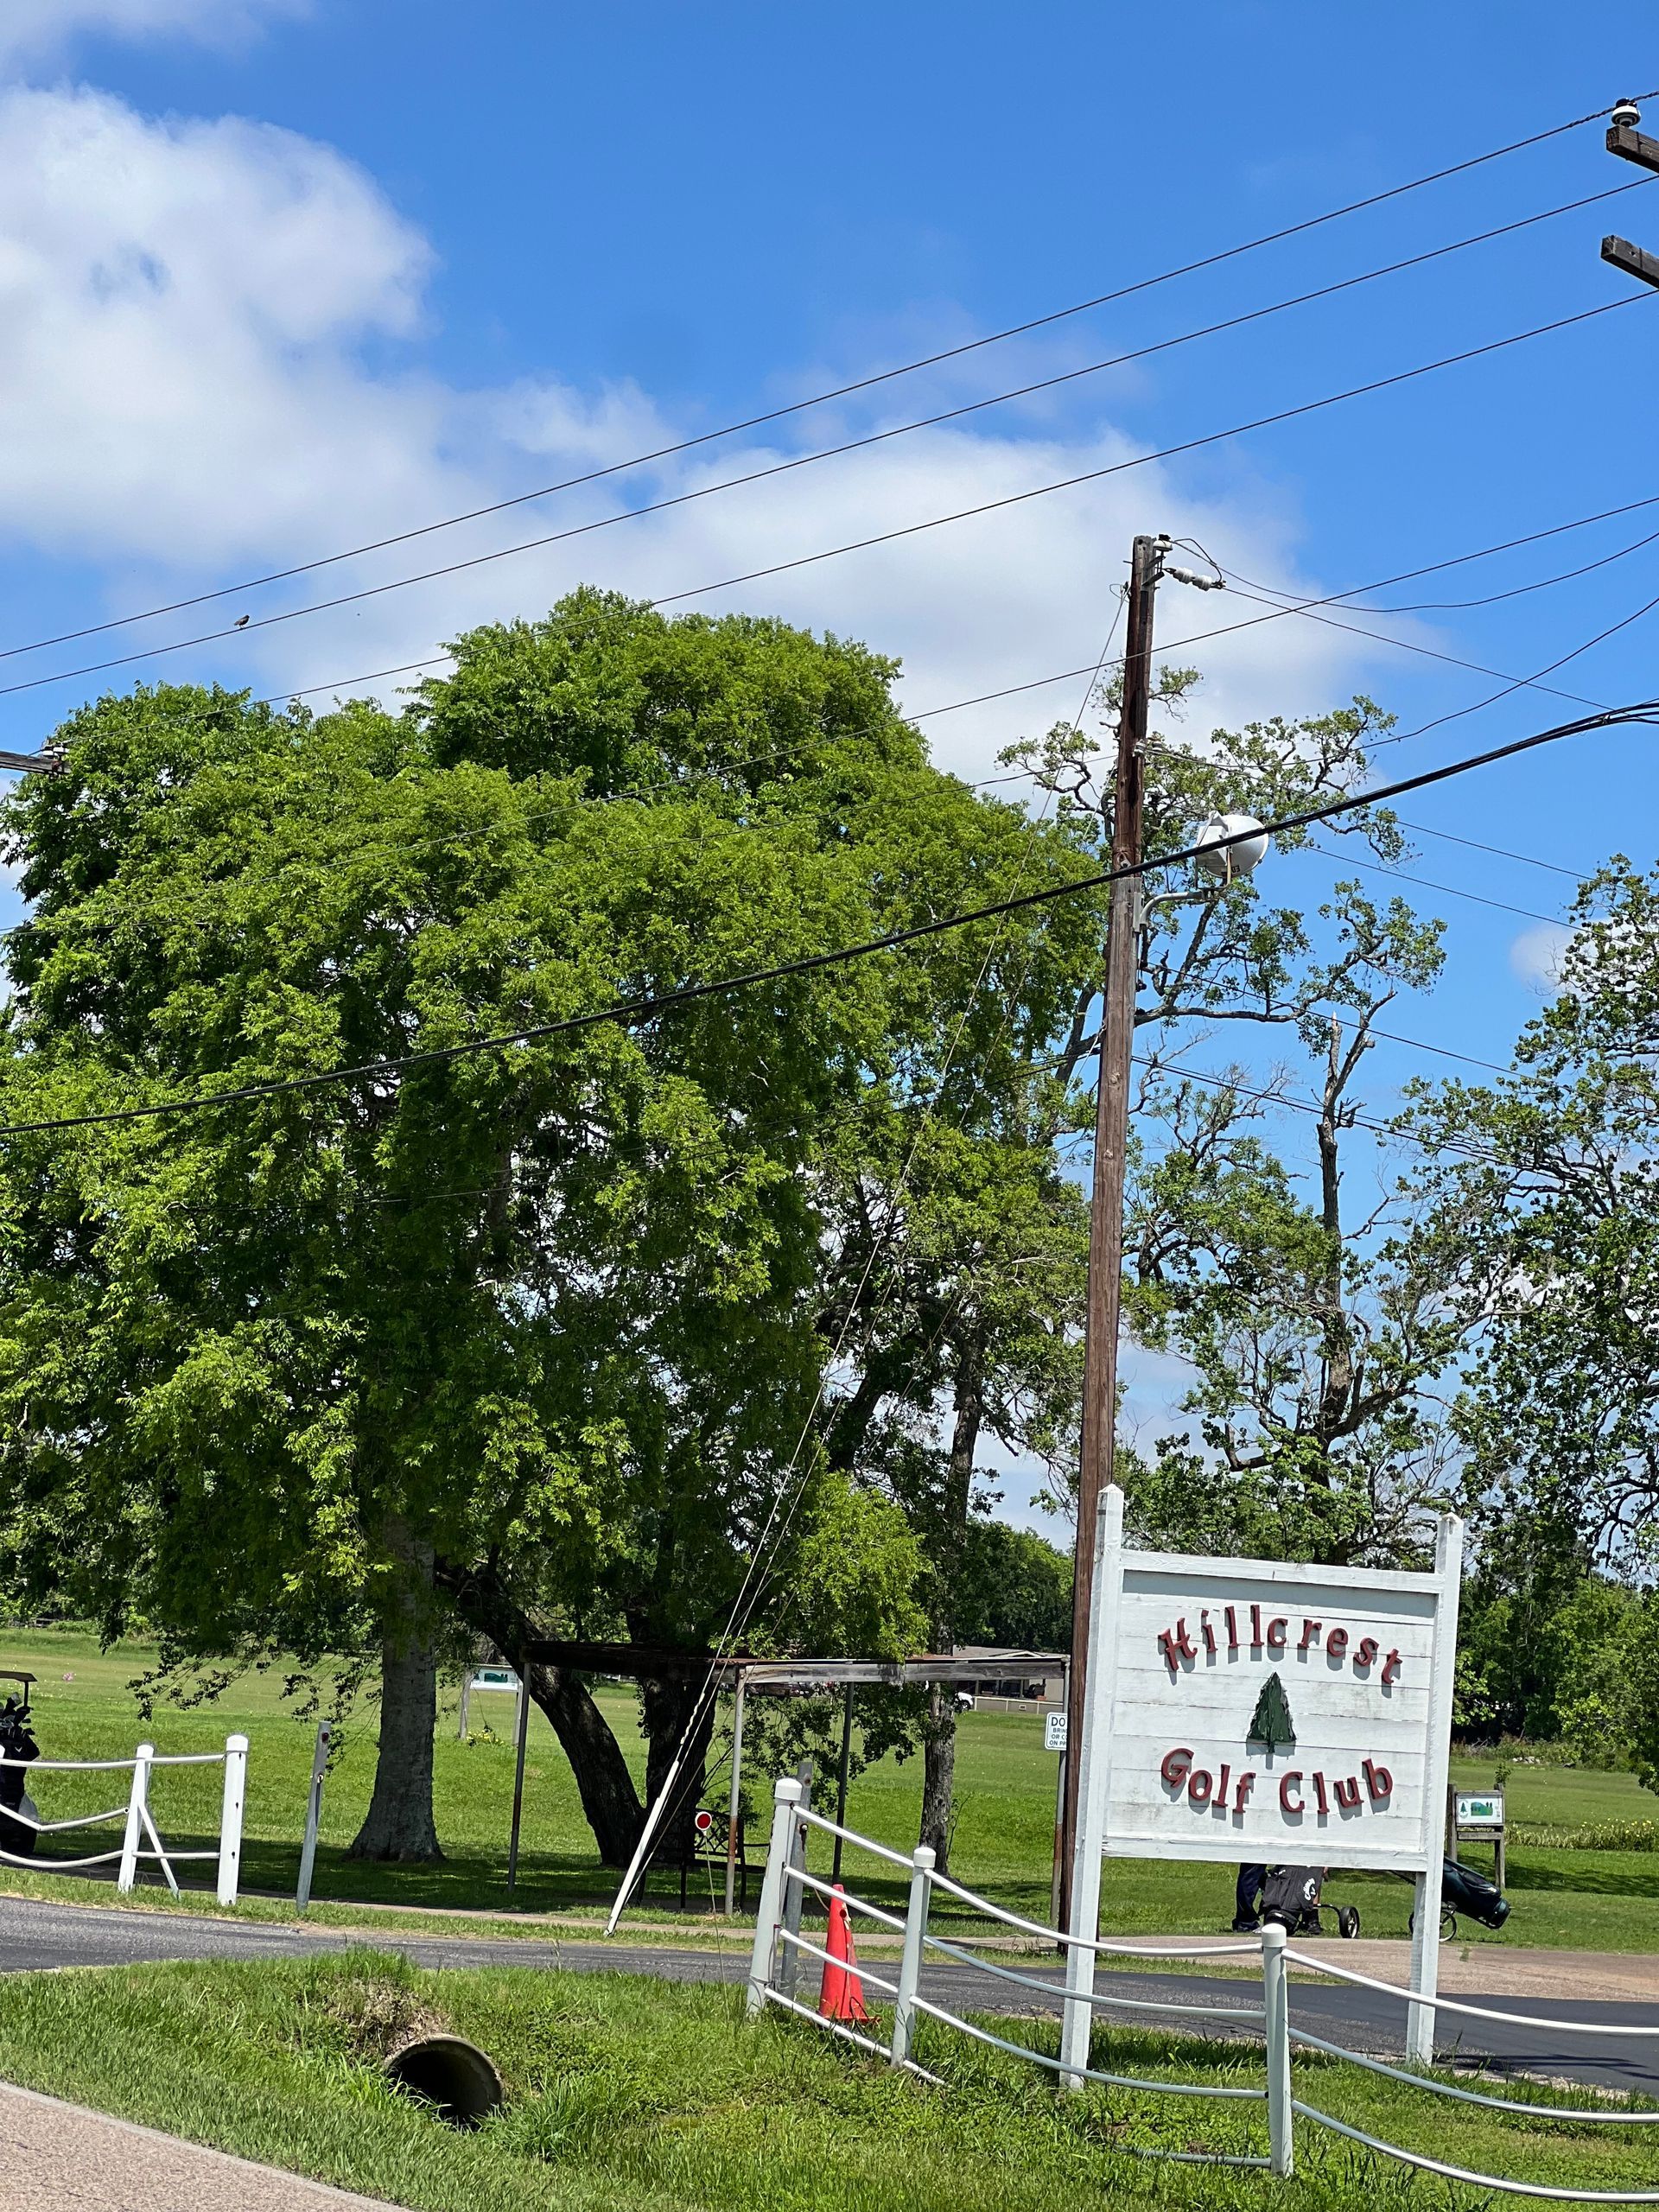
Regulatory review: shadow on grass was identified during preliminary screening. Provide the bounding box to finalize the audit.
[23,1831,753,1919]
[1503,1856,1659,1900]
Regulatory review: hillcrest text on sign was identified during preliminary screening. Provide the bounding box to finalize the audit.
[1060,1485,1463,2073]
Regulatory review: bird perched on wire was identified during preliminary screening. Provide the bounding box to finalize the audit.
[233,613,250,627]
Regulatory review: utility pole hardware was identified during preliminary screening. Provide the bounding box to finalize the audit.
[1058,530,1164,1928]
[1602,100,1659,289]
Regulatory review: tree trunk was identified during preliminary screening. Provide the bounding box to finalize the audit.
[349,1522,443,1862]
[919,1685,957,1868]
[433,1554,645,1867]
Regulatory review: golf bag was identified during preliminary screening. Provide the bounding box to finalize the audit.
[1441,1856,1510,1930]
[0,1691,40,1859]
[1260,1863,1362,1940]
[1262,1864,1325,1934]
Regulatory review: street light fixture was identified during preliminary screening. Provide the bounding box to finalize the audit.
[1193,812,1269,883]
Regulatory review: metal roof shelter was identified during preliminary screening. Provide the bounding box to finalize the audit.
[522,1640,1065,1914]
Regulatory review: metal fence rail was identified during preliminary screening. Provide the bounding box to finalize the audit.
[0,1737,248,1903]
[746,1773,1659,2198]
[747,1777,1290,2173]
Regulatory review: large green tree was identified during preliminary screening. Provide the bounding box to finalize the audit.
[0,590,1106,1866]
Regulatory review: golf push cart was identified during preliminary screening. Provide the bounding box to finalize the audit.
[1261,1857,1510,1942]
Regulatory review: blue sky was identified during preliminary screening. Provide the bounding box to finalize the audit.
[0,0,1655,1524]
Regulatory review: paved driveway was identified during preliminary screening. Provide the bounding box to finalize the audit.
[2,1894,1655,2095]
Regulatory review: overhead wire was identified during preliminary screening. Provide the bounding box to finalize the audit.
[1224,520,1659,615]
[1294,839,1560,925]
[1365,574,1659,755]
[1123,1055,1511,1167]
[601,599,1130,1924]
[0,696,1649,1143]
[3,95,1643,666]
[0,292,1647,709]
[10,475,1658,815]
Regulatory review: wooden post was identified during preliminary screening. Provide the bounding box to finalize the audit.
[724,1669,747,1918]
[830,1682,855,1885]
[506,1671,531,1891]
[1060,532,1159,1926]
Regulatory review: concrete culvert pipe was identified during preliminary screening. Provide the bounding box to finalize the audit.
[384,2036,503,2127]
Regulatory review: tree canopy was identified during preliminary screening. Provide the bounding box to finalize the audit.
[0,590,1108,1863]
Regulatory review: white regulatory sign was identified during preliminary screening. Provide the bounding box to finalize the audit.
[1044,1710,1068,1753]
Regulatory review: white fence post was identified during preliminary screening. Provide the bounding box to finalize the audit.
[216,1733,248,1906]
[747,1777,802,2019]
[1408,1512,1463,2064]
[890,1843,935,2067]
[1061,1491,1121,2086]
[1261,1922,1294,2177]
[777,1764,812,2001]
[118,1744,152,1895]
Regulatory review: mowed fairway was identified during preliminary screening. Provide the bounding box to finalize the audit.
[3,1625,1657,1948]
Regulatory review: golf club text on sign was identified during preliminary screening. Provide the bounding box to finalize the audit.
[1096,1550,1458,1875]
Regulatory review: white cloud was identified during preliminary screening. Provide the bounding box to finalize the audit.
[0,85,462,572]
[0,0,304,67]
[0,82,1414,789]
[1510,920,1574,994]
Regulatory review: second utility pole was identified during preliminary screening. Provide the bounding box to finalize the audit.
[1058,531,1162,1929]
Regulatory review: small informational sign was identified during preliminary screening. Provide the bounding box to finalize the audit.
[1456,1791,1504,1831]
[1044,1710,1069,1753]
[469,1667,518,1694]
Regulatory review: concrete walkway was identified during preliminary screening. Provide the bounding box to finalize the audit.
[0,2081,402,2212]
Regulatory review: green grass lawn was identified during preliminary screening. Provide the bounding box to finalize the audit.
[0,1950,1653,2212]
[5,1624,1659,1951]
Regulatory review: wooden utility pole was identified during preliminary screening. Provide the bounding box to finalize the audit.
[1058,531,1163,1928]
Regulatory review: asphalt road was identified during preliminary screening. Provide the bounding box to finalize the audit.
[2,1895,1655,2099]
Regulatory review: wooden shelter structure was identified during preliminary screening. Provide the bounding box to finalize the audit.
[520,1641,1067,1915]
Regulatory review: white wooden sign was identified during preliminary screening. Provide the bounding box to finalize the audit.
[1062,1485,1462,2072]
[1096,1543,1459,1876]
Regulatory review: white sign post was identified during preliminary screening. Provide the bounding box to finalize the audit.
[1062,1488,1461,2074]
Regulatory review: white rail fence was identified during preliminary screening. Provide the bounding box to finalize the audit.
[0,1736,247,1905]
[746,1775,1659,2202]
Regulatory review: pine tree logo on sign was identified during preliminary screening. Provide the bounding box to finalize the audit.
[1247,1675,1295,1754]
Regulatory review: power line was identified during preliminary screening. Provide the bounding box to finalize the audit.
[0,698,1649,1143]
[1392,816,1585,882]
[1211,579,1605,713]
[1,293,1644,709]
[7,476,1648,804]
[1368,575,1659,755]
[1298,837,1561,925]
[2,101,1637,667]
[1127,1057,1507,1166]
[1226,519,1659,616]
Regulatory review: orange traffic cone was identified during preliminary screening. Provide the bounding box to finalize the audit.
[818,1884,871,2023]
